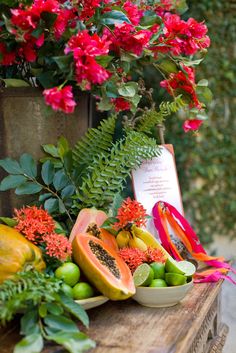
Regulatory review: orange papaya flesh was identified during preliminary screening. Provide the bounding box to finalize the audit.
[86,224,118,252]
[69,208,107,243]
[0,224,46,283]
[72,234,135,300]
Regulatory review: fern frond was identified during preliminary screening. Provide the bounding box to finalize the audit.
[73,131,159,210]
[159,95,186,116]
[0,271,61,325]
[136,96,186,134]
[72,115,116,177]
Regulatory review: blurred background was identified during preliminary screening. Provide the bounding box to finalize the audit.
[165,2,236,351]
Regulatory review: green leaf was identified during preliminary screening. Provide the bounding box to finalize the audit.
[48,332,96,353]
[196,86,213,104]
[20,310,39,336]
[96,55,113,68]
[0,158,23,174]
[41,11,57,27]
[58,199,67,213]
[3,79,30,87]
[20,154,37,178]
[41,160,54,185]
[118,82,138,98]
[46,303,64,316]
[96,97,113,111]
[44,314,79,333]
[0,217,17,227]
[58,137,70,158]
[64,151,73,173]
[59,293,89,328]
[39,193,51,202]
[42,144,59,158]
[0,175,27,191]
[15,182,42,195]
[53,170,69,190]
[140,10,161,26]
[39,303,47,318]
[61,185,75,200]
[197,79,209,87]
[44,198,59,213]
[13,334,43,353]
[53,54,73,71]
[100,10,131,25]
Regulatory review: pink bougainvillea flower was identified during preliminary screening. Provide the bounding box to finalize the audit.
[160,65,202,109]
[183,119,204,132]
[0,43,16,65]
[114,197,148,229]
[112,97,131,112]
[43,232,72,261]
[14,206,55,243]
[124,1,143,25]
[43,85,76,114]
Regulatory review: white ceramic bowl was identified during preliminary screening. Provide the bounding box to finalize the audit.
[132,281,193,308]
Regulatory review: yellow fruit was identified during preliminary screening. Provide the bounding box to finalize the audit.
[116,230,130,248]
[129,235,147,251]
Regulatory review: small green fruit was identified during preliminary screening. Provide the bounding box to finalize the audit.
[73,282,94,300]
[149,279,167,287]
[150,262,165,279]
[55,262,80,286]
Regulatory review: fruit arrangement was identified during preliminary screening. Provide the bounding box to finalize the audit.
[133,258,196,288]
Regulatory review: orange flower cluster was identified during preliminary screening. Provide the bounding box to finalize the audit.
[14,206,72,261]
[114,197,148,230]
[119,247,166,273]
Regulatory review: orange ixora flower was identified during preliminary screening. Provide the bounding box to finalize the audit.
[114,197,148,230]
[14,206,72,261]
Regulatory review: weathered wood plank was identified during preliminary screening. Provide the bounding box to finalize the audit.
[0,281,224,353]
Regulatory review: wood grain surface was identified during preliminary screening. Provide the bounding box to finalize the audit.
[0,282,224,353]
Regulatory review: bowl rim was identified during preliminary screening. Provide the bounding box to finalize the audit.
[135,279,193,290]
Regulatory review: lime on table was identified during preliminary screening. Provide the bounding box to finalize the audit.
[165,273,187,286]
[133,263,154,287]
[150,262,165,279]
[149,279,167,288]
[73,282,95,300]
[165,258,196,277]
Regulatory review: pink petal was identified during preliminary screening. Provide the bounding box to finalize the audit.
[183,119,203,132]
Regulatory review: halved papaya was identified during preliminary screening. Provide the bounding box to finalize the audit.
[70,208,118,252]
[69,208,107,243]
[72,234,135,300]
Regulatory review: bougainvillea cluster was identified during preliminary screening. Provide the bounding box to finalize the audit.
[0,0,210,130]
[14,206,72,261]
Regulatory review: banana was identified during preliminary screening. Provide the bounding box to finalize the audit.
[131,224,170,258]
[128,235,147,251]
[116,230,130,248]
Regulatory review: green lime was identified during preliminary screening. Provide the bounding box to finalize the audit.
[150,262,165,279]
[165,273,187,286]
[55,262,80,286]
[165,257,185,275]
[133,263,154,287]
[176,261,196,277]
[61,283,74,298]
[72,282,94,300]
[149,279,167,287]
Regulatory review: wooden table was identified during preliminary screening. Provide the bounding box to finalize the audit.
[0,281,228,353]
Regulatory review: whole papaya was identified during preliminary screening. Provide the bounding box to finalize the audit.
[0,224,46,283]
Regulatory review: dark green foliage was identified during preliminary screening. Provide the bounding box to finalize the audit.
[72,115,116,177]
[165,1,236,243]
[0,271,94,353]
[74,131,159,210]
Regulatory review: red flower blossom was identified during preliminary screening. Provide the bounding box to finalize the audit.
[65,31,110,88]
[114,197,148,229]
[112,97,131,112]
[14,205,72,261]
[14,206,55,243]
[0,43,16,65]
[43,233,72,261]
[183,119,203,132]
[124,1,143,25]
[43,85,76,114]
[119,247,146,273]
[160,66,202,109]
